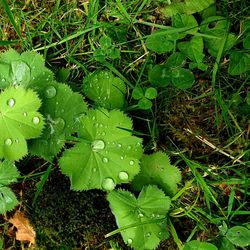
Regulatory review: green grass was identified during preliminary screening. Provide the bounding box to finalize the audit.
[0,0,250,249]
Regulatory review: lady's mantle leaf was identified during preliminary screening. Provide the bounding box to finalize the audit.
[59,109,143,191]
[132,152,181,197]
[0,160,19,185]
[0,50,53,91]
[0,87,44,160]
[29,83,87,160]
[83,70,126,109]
[107,185,171,250]
[0,160,20,214]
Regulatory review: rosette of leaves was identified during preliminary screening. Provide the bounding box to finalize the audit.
[132,87,157,110]
[83,70,126,109]
[149,52,195,89]
[93,36,120,61]
[0,50,54,91]
[132,152,181,197]
[200,16,237,57]
[107,185,171,250]
[59,108,143,191]
[0,160,20,214]
[29,82,88,160]
[0,87,44,161]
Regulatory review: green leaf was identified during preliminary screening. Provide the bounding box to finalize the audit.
[83,70,126,109]
[0,160,19,214]
[226,226,250,247]
[100,36,112,49]
[200,16,237,57]
[183,240,218,250]
[29,83,87,160]
[171,68,195,89]
[219,237,236,250]
[55,68,70,82]
[0,50,54,91]
[144,87,157,100]
[132,152,181,196]
[59,109,143,191]
[164,52,186,68]
[228,52,250,75]
[148,65,172,87]
[178,37,205,66]
[0,186,18,214]
[173,14,198,38]
[161,0,215,17]
[138,98,152,110]
[0,160,19,186]
[0,87,44,161]
[145,29,175,54]
[243,34,250,49]
[107,185,171,250]
[132,87,144,100]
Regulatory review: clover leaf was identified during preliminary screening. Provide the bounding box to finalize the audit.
[145,29,176,54]
[132,87,157,110]
[59,108,143,191]
[226,226,250,248]
[183,240,218,250]
[149,53,195,89]
[0,50,54,91]
[200,16,237,57]
[228,51,250,75]
[178,36,208,71]
[132,152,181,197]
[29,82,88,160]
[0,160,20,214]
[83,70,126,109]
[107,185,171,250]
[0,87,44,161]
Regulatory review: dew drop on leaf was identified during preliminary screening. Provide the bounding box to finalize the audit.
[15,139,19,143]
[92,168,97,172]
[118,171,129,181]
[127,239,133,244]
[102,178,115,191]
[102,157,109,163]
[145,232,151,237]
[101,132,106,136]
[5,138,12,146]
[23,112,27,117]
[92,139,105,151]
[117,143,122,148]
[7,98,15,107]
[129,160,134,166]
[45,86,57,98]
[120,156,124,160]
[32,117,40,125]
[138,212,144,218]
[127,145,132,150]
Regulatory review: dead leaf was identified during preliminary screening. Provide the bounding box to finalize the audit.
[9,211,36,244]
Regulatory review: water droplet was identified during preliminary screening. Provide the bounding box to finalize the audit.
[92,116,96,120]
[152,213,155,218]
[127,145,132,150]
[117,143,122,148]
[136,142,141,146]
[127,239,133,245]
[102,157,108,163]
[145,232,151,238]
[5,138,12,146]
[23,112,27,116]
[120,156,124,160]
[7,98,15,107]
[94,123,99,128]
[93,168,97,172]
[101,132,106,136]
[15,139,19,143]
[156,214,161,218]
[92,140,105,151]
[158,232,162,236]
[45,85,57,98]
[138,213,144,218]
[118,171,129,181]
[102,178,115,191]
[32,117,40,125]
[129,160,134,166]
[99,123,103,128]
